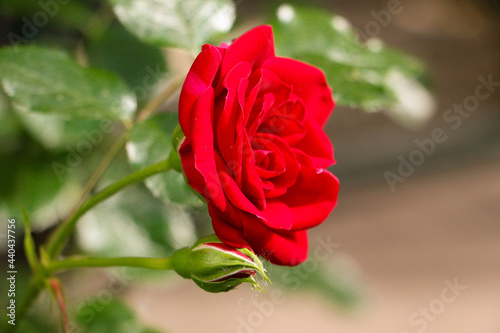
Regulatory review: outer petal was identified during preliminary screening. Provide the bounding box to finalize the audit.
[179,45,224,138]
[189,87,226,211]
[179,141,206,196]
[283,153,339,230]
[242,217,308,266]
[209,206,249,249]
[261,57,334,128]
[258,200,293,230]
[293,113,335,168]
[221,25,275,78]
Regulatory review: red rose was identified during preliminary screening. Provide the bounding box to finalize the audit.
[178,25,339,266]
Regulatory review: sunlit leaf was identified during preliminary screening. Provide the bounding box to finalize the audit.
[15,111,112,151]
[271,4,434,124]
[299,53,396,111]
[108,0,235,52]
[0,46,136,121]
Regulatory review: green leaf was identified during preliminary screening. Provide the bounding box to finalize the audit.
[86,23,167,106]
[75,297,161,333]
[271,4,433,120]
[15,111,108,151]
[299,53,396,111]
[0,46,136,121]
[108,0,235,52]
[127,112,203,207]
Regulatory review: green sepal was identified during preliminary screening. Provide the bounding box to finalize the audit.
[171,234,270,293]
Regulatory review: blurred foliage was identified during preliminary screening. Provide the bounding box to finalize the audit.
[0,0,431,330]
[86,23,168,107]
[0,265,59,332]
[76,297,161,333]
[268,258,362,309]
[76,184,198,258]
[0,46,136,121]
[271,4,434,126]
[107,0,236,53]
[127,113,203,207]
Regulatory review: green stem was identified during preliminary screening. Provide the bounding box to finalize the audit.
[47,256,173,274]
[68,132,129,218]
[45,158,172,258]
[22,209,40,277]
[135,72,186,123]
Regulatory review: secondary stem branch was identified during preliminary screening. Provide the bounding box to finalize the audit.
[135,73,186,122]
[69,133,129,218]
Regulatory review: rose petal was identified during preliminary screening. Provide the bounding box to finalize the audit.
[255,150,284,179]
[270,99,306,122]
[242,218,308,266]
[221,25,275,78]
[262,57,334,128]
[225,77,250,188]
[258,99,306,145]
[252,133,300,198]
[179,141,206,195]
[258,200,293,230]
[210,206,249,249]
[281,153,339,231]
[179,45,224,138]
[215,152,263,215]
[215,62,252,169]
[239,133,266,210]
[190,87,226,211]
[246,69,291,137]
[293,112,335,168]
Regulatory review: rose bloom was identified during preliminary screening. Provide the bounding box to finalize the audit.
[178,25,339,266]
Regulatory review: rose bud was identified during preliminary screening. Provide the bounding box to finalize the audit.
[172,235,269,293]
